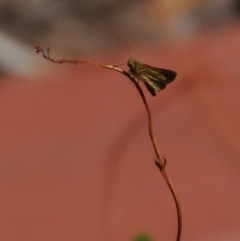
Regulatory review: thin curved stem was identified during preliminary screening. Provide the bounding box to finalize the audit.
[161,168,182,241]
[34,46,182,241]
[129,77,182,241]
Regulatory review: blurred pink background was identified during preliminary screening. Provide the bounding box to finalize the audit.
[0,22,240,241]
[0,1,240,241]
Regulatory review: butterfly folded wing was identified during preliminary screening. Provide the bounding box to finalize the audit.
[137,67,177,96]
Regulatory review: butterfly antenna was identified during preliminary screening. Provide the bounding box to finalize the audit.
[126,42,132,57]
[113,42,132,67]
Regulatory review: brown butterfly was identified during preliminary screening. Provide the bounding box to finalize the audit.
[127,58,177,96]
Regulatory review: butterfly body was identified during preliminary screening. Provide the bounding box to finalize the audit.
[127,58,177,96]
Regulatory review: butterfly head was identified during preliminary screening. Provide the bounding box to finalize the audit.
[128,58,140,75]
[127,58,136,70]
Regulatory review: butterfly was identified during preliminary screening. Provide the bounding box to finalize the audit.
[127,58,177,96]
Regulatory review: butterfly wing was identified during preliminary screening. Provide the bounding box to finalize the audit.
[136,63,177,96]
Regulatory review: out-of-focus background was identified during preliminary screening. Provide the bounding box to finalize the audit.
[0,1,240,241]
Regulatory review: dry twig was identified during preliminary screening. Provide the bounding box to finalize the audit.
[34,46,182,241]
